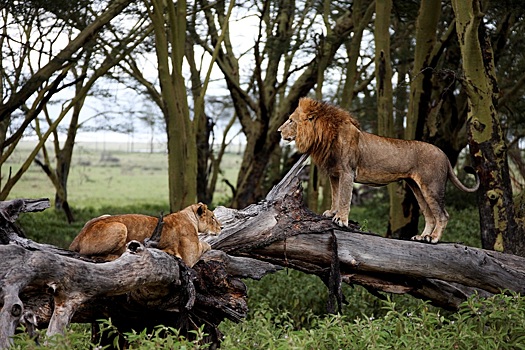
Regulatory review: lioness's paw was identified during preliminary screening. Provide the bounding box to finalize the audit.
[411,235,439,244]
[322,210,336,218]
[332,215,349,227]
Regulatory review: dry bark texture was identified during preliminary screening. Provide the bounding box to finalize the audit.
[2,155,525,348]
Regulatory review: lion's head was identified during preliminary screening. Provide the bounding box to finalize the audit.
[190,202,222,236]
[278,97,360,166]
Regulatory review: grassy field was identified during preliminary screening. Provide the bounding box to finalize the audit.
[6,141,241,208]
[7,140,512,349]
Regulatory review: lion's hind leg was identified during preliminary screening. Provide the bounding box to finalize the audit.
[412,182,449,244]
[407,182,436,243]
[76,222,128,257]
[428,205,449,244]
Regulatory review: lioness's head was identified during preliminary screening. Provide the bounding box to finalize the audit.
[192,202,222,236]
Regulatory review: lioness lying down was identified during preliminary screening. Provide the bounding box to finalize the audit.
[69,203,222,267]
[278,97,479,243]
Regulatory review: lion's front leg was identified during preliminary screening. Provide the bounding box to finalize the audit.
[332,170,355,227]
[323,175,340,218]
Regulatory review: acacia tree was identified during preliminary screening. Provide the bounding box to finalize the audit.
[0,0,134,206]
[0,0,133,123]
[31,18,152,222]
[194,0,377,209]
[145,0,197,211]
[374,0,455,240]
[374,0,402,239]
[134,0,235,211]
[451,0,523,256]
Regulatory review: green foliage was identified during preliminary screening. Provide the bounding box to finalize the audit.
[221,293,525,350]
[95,319,209,350]
[12,323,92,349]
[243,269,400,328]
[12,320,209,349]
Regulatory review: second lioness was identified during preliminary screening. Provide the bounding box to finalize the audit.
[278,97,479,243]
[69,203,221,267]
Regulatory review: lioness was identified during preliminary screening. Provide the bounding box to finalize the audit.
[278,97,479,243]
[69,203,222,267]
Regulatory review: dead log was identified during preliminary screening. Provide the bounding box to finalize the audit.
[0,199,276,349]
[2,155,525,347]
[206,154,525,310]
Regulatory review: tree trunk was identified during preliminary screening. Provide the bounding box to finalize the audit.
[374,0,403,239]
[187,42,212,205]
[149,0,197,211]
[452,0,524,256]
[386,0,444,239]
[339,0,375,109]
[3,157,525,348]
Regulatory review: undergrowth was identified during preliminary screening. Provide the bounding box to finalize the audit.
[12,293,525,349]
[220,292,525,349]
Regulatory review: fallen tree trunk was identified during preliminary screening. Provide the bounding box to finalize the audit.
[2,155,525,348]
[0,199,277,349]
[207,154,525,310]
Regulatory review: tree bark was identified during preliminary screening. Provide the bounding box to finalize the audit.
[2,156,525,348]
[148,0,198,212]
[452,0,524,256]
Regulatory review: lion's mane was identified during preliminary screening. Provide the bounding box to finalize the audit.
[295,98,360,168]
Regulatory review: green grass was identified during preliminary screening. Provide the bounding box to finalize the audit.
[219,292,525,350]
[5,141,240,208]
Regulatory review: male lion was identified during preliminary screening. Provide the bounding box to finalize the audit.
[278,97,479,243]
[69,203,222,267]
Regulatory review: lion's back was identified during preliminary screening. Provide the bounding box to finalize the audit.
[162,210,197,239]
[69,214,158,252]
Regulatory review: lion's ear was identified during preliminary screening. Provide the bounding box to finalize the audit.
[196,203,207,216]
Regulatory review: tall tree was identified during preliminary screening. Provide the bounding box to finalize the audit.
[146,0,196,211]
[374,0,402,239]
[0,0,133,122]
[386,0,443,239]
[31,19,151,221]
[451,0,523,256]
[196,0,366,208]
[0,0,134,205]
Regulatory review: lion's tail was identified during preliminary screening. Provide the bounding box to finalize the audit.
[447,161,480,193]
